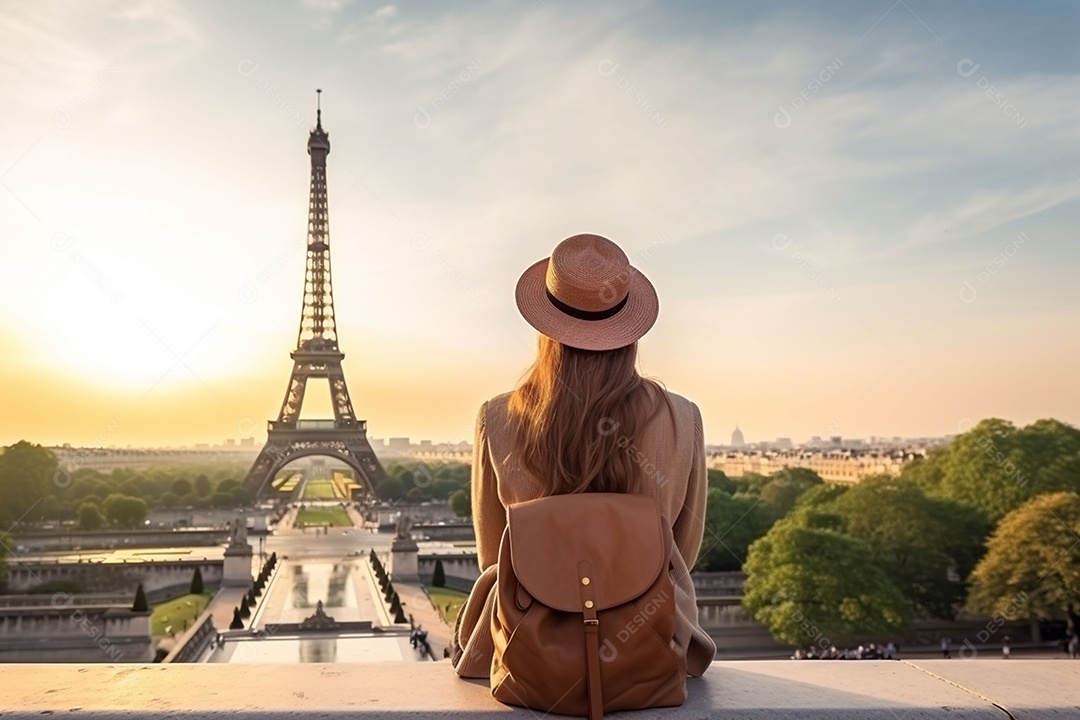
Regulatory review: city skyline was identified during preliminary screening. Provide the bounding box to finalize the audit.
[3,1,1080,448]
[43,425,952,453]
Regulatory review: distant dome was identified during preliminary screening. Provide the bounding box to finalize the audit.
[731,426,745,448]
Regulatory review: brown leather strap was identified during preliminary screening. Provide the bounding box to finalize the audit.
[583,618,603,720]
[578,559,603,720]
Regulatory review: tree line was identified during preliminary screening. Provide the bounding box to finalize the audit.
[700,418,1080,647]
[0,441,253,532]
[372,461,472,516]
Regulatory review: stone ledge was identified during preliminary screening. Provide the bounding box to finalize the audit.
[0,660,1076,718]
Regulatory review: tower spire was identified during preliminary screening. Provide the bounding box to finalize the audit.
[298,90,335,350]
[241,100,387,499]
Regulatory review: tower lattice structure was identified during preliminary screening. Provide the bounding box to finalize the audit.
[243,91,386,497]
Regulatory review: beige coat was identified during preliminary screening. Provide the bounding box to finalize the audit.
[459,389,716,677]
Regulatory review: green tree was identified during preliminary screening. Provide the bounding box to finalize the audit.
[77,502,104,530]
[731,472,771,496]
[375,477,405,502]
[707,469,737,494]
[159,492,180,508]
[194,474,212,498]
[118,480,142,498]
[696,489,776,571]
[791,483,849,511]
[229,486,251,507]
[449,489,471,517]
[171,478,193,496]
[758,468,824,517]
[69,477,107,501]
[432,558,446,587]
[132,583,149,612]
[41,495,62,520]
[211,492,234,508]
[743,518,910,648]
[899,449,946,490]
[102,493,147,528]
[434,463,469,485]
[190,567,204,595]
[402,464,434,492]
[906,418,1080,523]
[429,478,464,500]
[405,487,426,502]
[0,441,59,524]
[968,492,1080,624]
[216,479,240,494]
[827,475,988,619]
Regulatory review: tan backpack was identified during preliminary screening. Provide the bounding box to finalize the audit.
[489,492,687,719]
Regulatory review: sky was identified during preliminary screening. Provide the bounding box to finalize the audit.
[2,0,1079,448]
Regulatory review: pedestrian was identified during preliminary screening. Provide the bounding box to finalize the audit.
[1070,634,1079,659]
[1002,636,1010,659]
[941,637,951,659]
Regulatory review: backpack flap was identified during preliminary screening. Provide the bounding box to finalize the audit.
[506,493,666,612]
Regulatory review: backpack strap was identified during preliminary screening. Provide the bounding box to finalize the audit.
[579,560,603,720]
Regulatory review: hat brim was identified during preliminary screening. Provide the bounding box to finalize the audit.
[515,258,659,351]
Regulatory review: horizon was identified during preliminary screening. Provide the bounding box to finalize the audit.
[3,1,1080,449]
[25,415,1070,452]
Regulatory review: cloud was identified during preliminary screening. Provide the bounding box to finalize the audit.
[300,0,352,12]
[4,0,1080,444]
[371,4,397,20]
[904,183,1079,247]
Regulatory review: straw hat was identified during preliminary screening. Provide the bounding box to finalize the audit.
[515,233,659,351]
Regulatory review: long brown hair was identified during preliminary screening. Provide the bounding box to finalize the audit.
[508,335,668,495]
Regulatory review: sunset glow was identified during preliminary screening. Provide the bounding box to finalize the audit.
[2,1,1079,448]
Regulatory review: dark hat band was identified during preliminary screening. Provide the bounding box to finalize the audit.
[545,288,628,321]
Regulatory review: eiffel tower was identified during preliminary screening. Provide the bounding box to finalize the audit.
[243,90,385,498]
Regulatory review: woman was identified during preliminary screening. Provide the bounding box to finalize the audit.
[453,233,715,684]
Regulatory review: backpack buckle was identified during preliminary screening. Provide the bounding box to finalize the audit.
[583,619,599,626]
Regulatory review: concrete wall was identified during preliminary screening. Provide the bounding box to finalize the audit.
[147,508,259,529]
[12,528,228,552]
[6,560,224,599]
[0,606,153,663]
[414,523,475,541]
[163,612,218,664]
[378,502,458,527]
[693,571,746,596]
[417,554,479,591]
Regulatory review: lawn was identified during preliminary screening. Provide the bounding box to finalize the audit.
[302,478,340,499]
[151,592,211,637]
[427,585,469,625]
[295,507,353,527]
[275,472,302,493]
